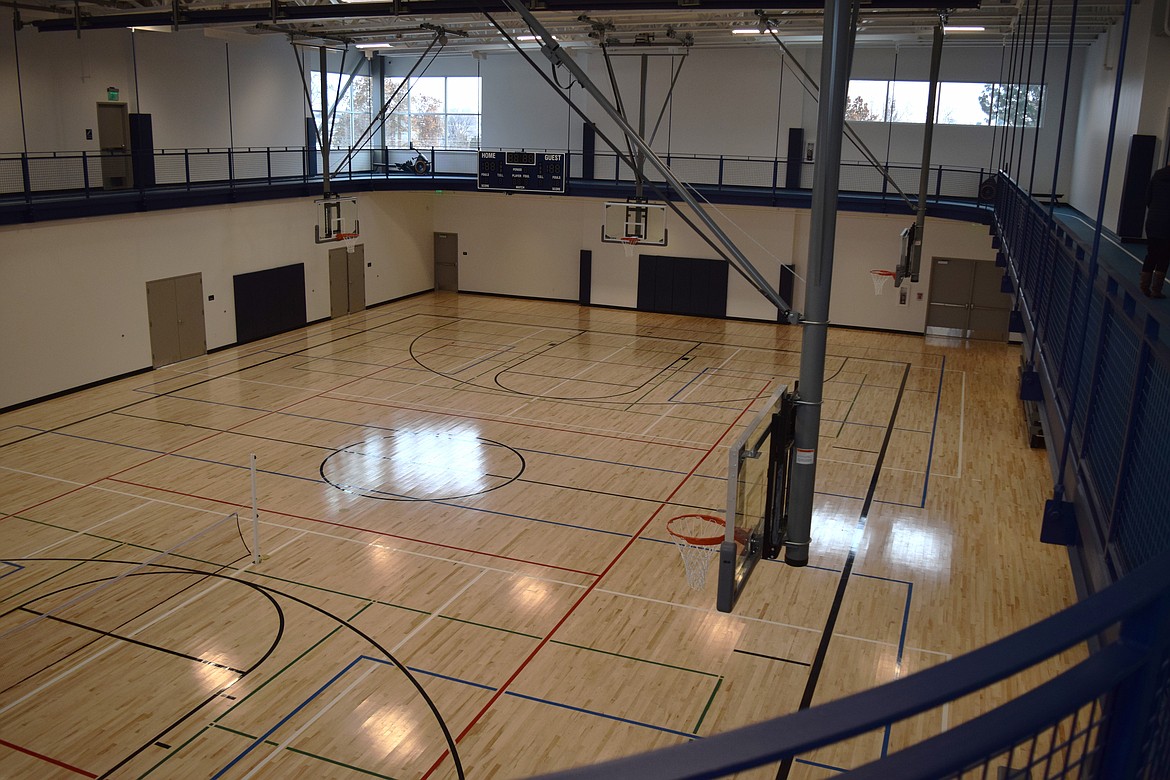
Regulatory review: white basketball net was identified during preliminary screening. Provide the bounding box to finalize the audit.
[621,238,640,258]
[667,514,725,590]
[871,270,894,295]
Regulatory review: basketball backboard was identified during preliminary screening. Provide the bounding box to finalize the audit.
[602,201,667,246]
[315,195,359,244]
[716,385,797,613]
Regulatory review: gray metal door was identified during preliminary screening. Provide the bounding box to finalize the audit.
[329,245,366,317]
[146,278,180,368]
[173,273,207,360]
[347,244,366,313]
[97,102,133,189]
[925,258,1010,340]
[969,261,1011,340]
[434,232,458,292]
[146,273,206,368]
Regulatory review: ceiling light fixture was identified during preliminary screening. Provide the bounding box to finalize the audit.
[356,42,394,49]
[732,28,765,35]
[943,26,986,32]
[516,34,556,41]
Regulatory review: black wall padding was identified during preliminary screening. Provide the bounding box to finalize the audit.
[128,114,155,188]
[305,118,318,177]
[778,264,795,322]
[1118,134,1157,239]
[637,255,728,319]
[582,123,595,180]
[233,263,307,344]
[579,250,592,305]
[785,128,804,190]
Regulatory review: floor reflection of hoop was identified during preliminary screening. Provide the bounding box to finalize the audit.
[320,431,526,501]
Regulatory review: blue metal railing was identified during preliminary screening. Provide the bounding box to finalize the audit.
[517,176,1170,776]
[0,145,990,208]
[995,175,1170,581]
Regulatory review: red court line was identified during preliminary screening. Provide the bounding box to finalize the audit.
[105,478,601,577]
[420,381,772,780]
[317,394,710,452]
[0,737,97,778]
[1,373,367,525]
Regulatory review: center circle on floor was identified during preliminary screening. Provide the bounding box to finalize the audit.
[320,431,525,501]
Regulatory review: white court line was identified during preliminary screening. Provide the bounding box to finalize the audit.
[234,569,487,778]
[591,586,953,659]
[958,371,966,481]
[0,531,305,719]
[641,348,747,438]
[22,500,155,557]
[323,388,717,449]
[237,665,378,780]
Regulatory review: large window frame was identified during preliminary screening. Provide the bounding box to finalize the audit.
[383,76,482,151]
[309,71,375,150]
[845,80,1045,127]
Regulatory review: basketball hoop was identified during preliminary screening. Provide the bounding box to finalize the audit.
[870,269,895,295]
[666,514,726,590]
[335,232,359,254]
[620,236,640,258]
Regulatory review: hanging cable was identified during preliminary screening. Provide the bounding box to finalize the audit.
[1027,0,1055,194]
[292,43,324,153]
[329,33,443,176]
[987,43,1006,176]
[1048,0,1080,211]
[764,23,916,211]
[479,7,783,304]
[1016,0,1041,185]
[1050,0,1136,506]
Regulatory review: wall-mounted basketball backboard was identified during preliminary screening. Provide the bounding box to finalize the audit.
[314,195,359,244]
[602,201,667,246]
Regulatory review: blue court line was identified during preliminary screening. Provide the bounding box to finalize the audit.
[38,429,642,540]
[0,561,24,579]
[218,654,714,779]
[212,656,367,778]
[919,356,946,509]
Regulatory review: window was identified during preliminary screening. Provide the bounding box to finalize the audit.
[309,72,374,149]
[383,76,481,150]
[845,80,1044,127]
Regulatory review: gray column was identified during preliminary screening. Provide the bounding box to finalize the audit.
[784,0,855,565]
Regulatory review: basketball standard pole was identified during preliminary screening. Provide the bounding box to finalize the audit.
[784,0,855,567]
[910,22,944,283]
[500,0,796,319]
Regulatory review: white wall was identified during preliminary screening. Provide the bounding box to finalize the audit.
[432,190,997,330]
[1067,6,1165,224]
[0,191,434,409]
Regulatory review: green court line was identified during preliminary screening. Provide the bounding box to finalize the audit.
[135,605,372,778]
[549,640,721,678]
[692,677,723,734]
[214,601,374,723]
[10,520,723,679]
[0,536,126,605]
[136,726,212,779]
[210,724,400,780]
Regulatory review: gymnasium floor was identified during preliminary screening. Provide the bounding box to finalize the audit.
[0,292,1079,778]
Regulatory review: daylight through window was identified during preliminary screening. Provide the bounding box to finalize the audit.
[384,76,482,150]
[845,80,1044,127]
[309,72,374,149]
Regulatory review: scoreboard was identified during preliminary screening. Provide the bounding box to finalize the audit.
[478,151,566,194]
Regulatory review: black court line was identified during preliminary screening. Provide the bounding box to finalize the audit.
[16,607,249,675]
[0,309,431,453]
[775,362,911,780]
[732,648,812,667]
